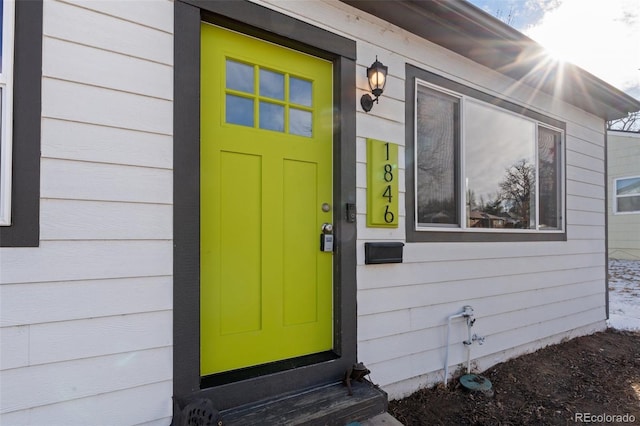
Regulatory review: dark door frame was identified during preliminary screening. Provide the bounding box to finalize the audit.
[173,0,357,410]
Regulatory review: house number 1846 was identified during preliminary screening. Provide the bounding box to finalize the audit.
[367,138,398,228]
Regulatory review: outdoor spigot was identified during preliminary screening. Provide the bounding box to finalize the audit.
[472,334,485,345]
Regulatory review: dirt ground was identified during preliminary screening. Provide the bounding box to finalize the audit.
[388,329,640,425]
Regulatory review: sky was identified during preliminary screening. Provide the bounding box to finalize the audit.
[466,0,640,101]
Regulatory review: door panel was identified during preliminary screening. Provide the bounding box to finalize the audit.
[200,23,333,376]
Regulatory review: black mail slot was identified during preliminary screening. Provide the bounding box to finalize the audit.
[364,242,404,264]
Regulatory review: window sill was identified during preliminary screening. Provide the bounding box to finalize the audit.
[406,228,567,243]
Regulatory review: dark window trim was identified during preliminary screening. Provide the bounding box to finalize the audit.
[0,0,42,247]
[174,0,357,410]
[405,63,567,243]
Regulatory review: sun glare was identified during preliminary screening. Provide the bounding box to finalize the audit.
[524,0,639,91]
[541,44,570,65]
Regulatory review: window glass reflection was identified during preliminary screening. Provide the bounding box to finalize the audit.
[226,60,254,93]
[260,69,284,100]
[259,102,284,132]
[464,99,536,229]
[538,127,561,229]
[290,108,312,137]
[290,77,312,107]
[226,95,254,127]
[416,86,459,226]
[617,177,640,195]
[618,196,640,212]
[616,176,640,213]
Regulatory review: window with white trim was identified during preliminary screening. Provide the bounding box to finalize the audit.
[0,0,15,226]
[405,64,566,242]
[614,176,640,214]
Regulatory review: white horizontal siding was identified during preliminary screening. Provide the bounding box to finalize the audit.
[43,37,173,100]
[0,326,29,370]
[0,277,172,327]
[69,0,174,33]
[359,278,603,342]
[0,241,172,285]
[567,165,604,187]
[567,179,605,200]
[42,79,172,135]
[567,148,604,175]
[43,0,172,65]
[358,266,605,315]
[568,195,606,213]
[41,158,172,204]
[29,311,172,365]
[355,113,404,146]
[0,2,174,424]
[357,252,604,290]
[0,347,172,414]
[41,118,172,169]
[0,381,172,426]
[567,224,606,240]
[400,239,603,263]
[41,199,172,241]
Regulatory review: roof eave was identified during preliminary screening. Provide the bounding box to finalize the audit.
[340,0,640,120]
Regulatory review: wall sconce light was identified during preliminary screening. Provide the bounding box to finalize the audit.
[360,56,388,112]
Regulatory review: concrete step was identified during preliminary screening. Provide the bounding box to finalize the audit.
[355,412,404,426]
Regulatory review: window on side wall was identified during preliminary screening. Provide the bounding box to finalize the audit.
[0,0,42,247]
[0,0,14,226]
[406,64,566,242]
[614,176,640,214]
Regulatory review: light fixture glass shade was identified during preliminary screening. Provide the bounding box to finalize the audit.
[367,58,388,97]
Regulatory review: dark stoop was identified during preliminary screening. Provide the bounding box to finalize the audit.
[219,380,388,426]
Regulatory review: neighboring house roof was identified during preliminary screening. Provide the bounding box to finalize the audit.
[618,179,640,195]
[340,0,640,120]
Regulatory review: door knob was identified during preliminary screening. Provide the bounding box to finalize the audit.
[321,223,333,234]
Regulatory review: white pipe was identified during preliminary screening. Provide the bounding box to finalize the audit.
[443,306,473,386]
[465,316,473,374]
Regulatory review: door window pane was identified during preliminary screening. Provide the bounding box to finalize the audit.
[290,108,312,137]
[259,101,284,132]
[226,94,254,127]
[224,60,317,137]
[416,85,459,226]
[226,60,254,93]
[260,69,284,100]
[290,77,312,106]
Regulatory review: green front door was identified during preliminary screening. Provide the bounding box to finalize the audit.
[200,24,334,376]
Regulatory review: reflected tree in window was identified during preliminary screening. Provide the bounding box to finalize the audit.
[499,159,535,228]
